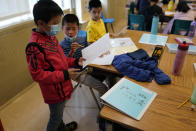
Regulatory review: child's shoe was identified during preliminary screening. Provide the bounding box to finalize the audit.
[58,121,78,131]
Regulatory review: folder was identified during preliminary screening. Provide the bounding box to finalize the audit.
[101,78,157,120]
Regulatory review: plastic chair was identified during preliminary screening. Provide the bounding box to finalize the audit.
[101,12,115,32]
[171,19,192,36]
[73,67,101,110]
[129,14,145,31]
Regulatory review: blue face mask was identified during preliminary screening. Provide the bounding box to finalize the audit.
[46,24,60,36]
[64,34,77,43]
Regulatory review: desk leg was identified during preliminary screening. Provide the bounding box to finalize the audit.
[98,115,106,131]
[112,123,135,131]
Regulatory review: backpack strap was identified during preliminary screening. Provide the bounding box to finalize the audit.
[26,42,55,72]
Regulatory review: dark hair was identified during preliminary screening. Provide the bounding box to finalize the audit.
[176,1,190,13]
[62,14,79,27]
[88,0,102,11]
[150,0,159,3]
[33,0,63,25]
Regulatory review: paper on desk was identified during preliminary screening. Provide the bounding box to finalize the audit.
[188,3,196,10]
[194,63,196,72]
[90,54,115,65]
[116,26,129,36]
[110,38,135,47]
[166,43,196,55]
[139,33,168,46]
[110,38,137,55]
[165,11,175,16]
[82,33,112,67]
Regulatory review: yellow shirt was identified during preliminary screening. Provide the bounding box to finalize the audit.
[86,19,106,43]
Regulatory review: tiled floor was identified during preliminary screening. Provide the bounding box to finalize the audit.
[0,81,112,131]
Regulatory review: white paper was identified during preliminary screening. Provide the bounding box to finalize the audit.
[165,11,175,16]
[194,63,196,72]
[110,38,135,47]
[82,34,138,67]
[166,43,196,55]
[82,33,112,67]
[90,54,115,65]
[110,38,137,55]
[116,26,129,36]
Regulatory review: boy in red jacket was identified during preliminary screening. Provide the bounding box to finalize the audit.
[25,0,84,130]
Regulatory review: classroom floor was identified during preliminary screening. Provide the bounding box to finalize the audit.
[0,81,112,131]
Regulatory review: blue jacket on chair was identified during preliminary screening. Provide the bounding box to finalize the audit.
[112,53,171,85]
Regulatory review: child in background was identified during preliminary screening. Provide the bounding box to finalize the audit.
[86,0,106,44]
[136,0,150,14]
[163,1,196,34]
[60,14,88,59]
[60,14,108,101]
[140,0,164,31]
[25,0,84,130]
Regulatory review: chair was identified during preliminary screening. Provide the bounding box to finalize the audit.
[73,67,101,110]
[171,19,192,36]
[128,2,135,29]
[129,14,145,31]
[101,12,115,33]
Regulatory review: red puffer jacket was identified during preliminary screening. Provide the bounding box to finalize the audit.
[26,29,78,104]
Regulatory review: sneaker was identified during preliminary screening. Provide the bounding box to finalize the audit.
[58,121,78,131]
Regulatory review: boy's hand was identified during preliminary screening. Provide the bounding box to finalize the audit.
[71,42,82,52]
[78,57,86,66]
[68,68,80,78]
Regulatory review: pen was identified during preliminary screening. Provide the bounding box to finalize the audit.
[78,44,84,48]
[177,97,190,109]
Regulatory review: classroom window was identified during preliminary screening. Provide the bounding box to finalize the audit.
[28,0,71,12]
[0,0,30,20]
[0,0,71,29]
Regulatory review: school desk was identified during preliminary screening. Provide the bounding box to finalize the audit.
[88,30,196,131]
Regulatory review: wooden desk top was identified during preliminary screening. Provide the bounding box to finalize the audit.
[100,30,196,131]
[88,31,166,74]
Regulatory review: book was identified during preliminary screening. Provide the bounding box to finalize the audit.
[166,43,196,55]
[139,33,168,46]
[101,78,157,120]
[175,37,194,45]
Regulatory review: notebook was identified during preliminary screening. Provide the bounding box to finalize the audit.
[175,37,194,45]
[139,33,168,46]
[166,43,196,55]
[101,78,157,120]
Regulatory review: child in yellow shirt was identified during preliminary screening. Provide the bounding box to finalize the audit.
[86,0,106,43]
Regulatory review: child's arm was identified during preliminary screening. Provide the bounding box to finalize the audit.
[26,46,70,84]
